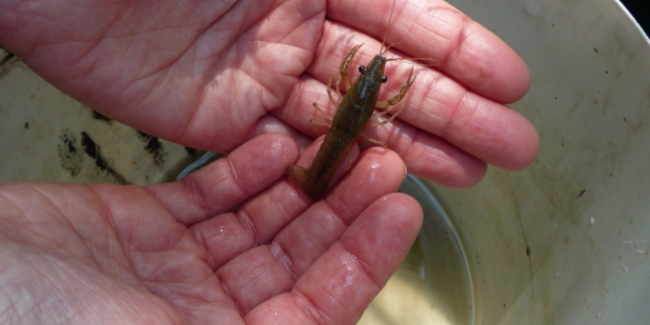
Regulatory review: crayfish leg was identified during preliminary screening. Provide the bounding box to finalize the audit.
[340,44,363,91]
[376,68,415,108]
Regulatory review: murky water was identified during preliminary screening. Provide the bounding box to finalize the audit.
[357,175,475,325]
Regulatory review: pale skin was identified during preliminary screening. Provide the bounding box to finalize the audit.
[0,0,538,324]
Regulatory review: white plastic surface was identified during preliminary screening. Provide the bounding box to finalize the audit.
[426,0,650,324]
[0,52,199,185]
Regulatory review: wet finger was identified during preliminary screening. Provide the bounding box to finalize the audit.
[214,148,407,316]
[146,133,299,225]
[244,193,423,325]
[191,135,359,270]
[326,0,530,103]
[246,114,314,151]
[271,148,408,276]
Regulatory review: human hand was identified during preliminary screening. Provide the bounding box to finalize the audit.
[0,133,422,325]
[0,0,538,188]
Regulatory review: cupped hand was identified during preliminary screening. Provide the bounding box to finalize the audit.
[0,0,538,187]
[0,133,423,325]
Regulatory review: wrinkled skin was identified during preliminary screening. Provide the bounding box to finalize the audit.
[0,0,538,324]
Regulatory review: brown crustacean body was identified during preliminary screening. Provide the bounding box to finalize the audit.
[285,40,416,201]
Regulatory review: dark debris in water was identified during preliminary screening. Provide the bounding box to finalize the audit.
[136,130,165,166]
[80,131,128,184]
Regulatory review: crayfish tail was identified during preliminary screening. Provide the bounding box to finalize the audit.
[286,165,307,185]
[285,164,326,201]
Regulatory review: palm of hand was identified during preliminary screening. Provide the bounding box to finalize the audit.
[5,0,322,153]
[1,135,420,325]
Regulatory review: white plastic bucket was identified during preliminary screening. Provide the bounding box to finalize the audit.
[0,51,197,184]
[361,0,650,324]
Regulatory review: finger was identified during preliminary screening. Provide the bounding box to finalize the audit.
[190,135,359,270]
[326,0,530,103]
[272,148,408,276]
[244,193,424,325]
[246,114,314,151]
[146,133,299,225]
[217,245,295,316]
[214,148,407,315]
[361,118,488,187]
[273,75,329,140]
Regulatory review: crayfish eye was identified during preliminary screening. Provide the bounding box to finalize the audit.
[358,66,366,73]
[381,75,388,83]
